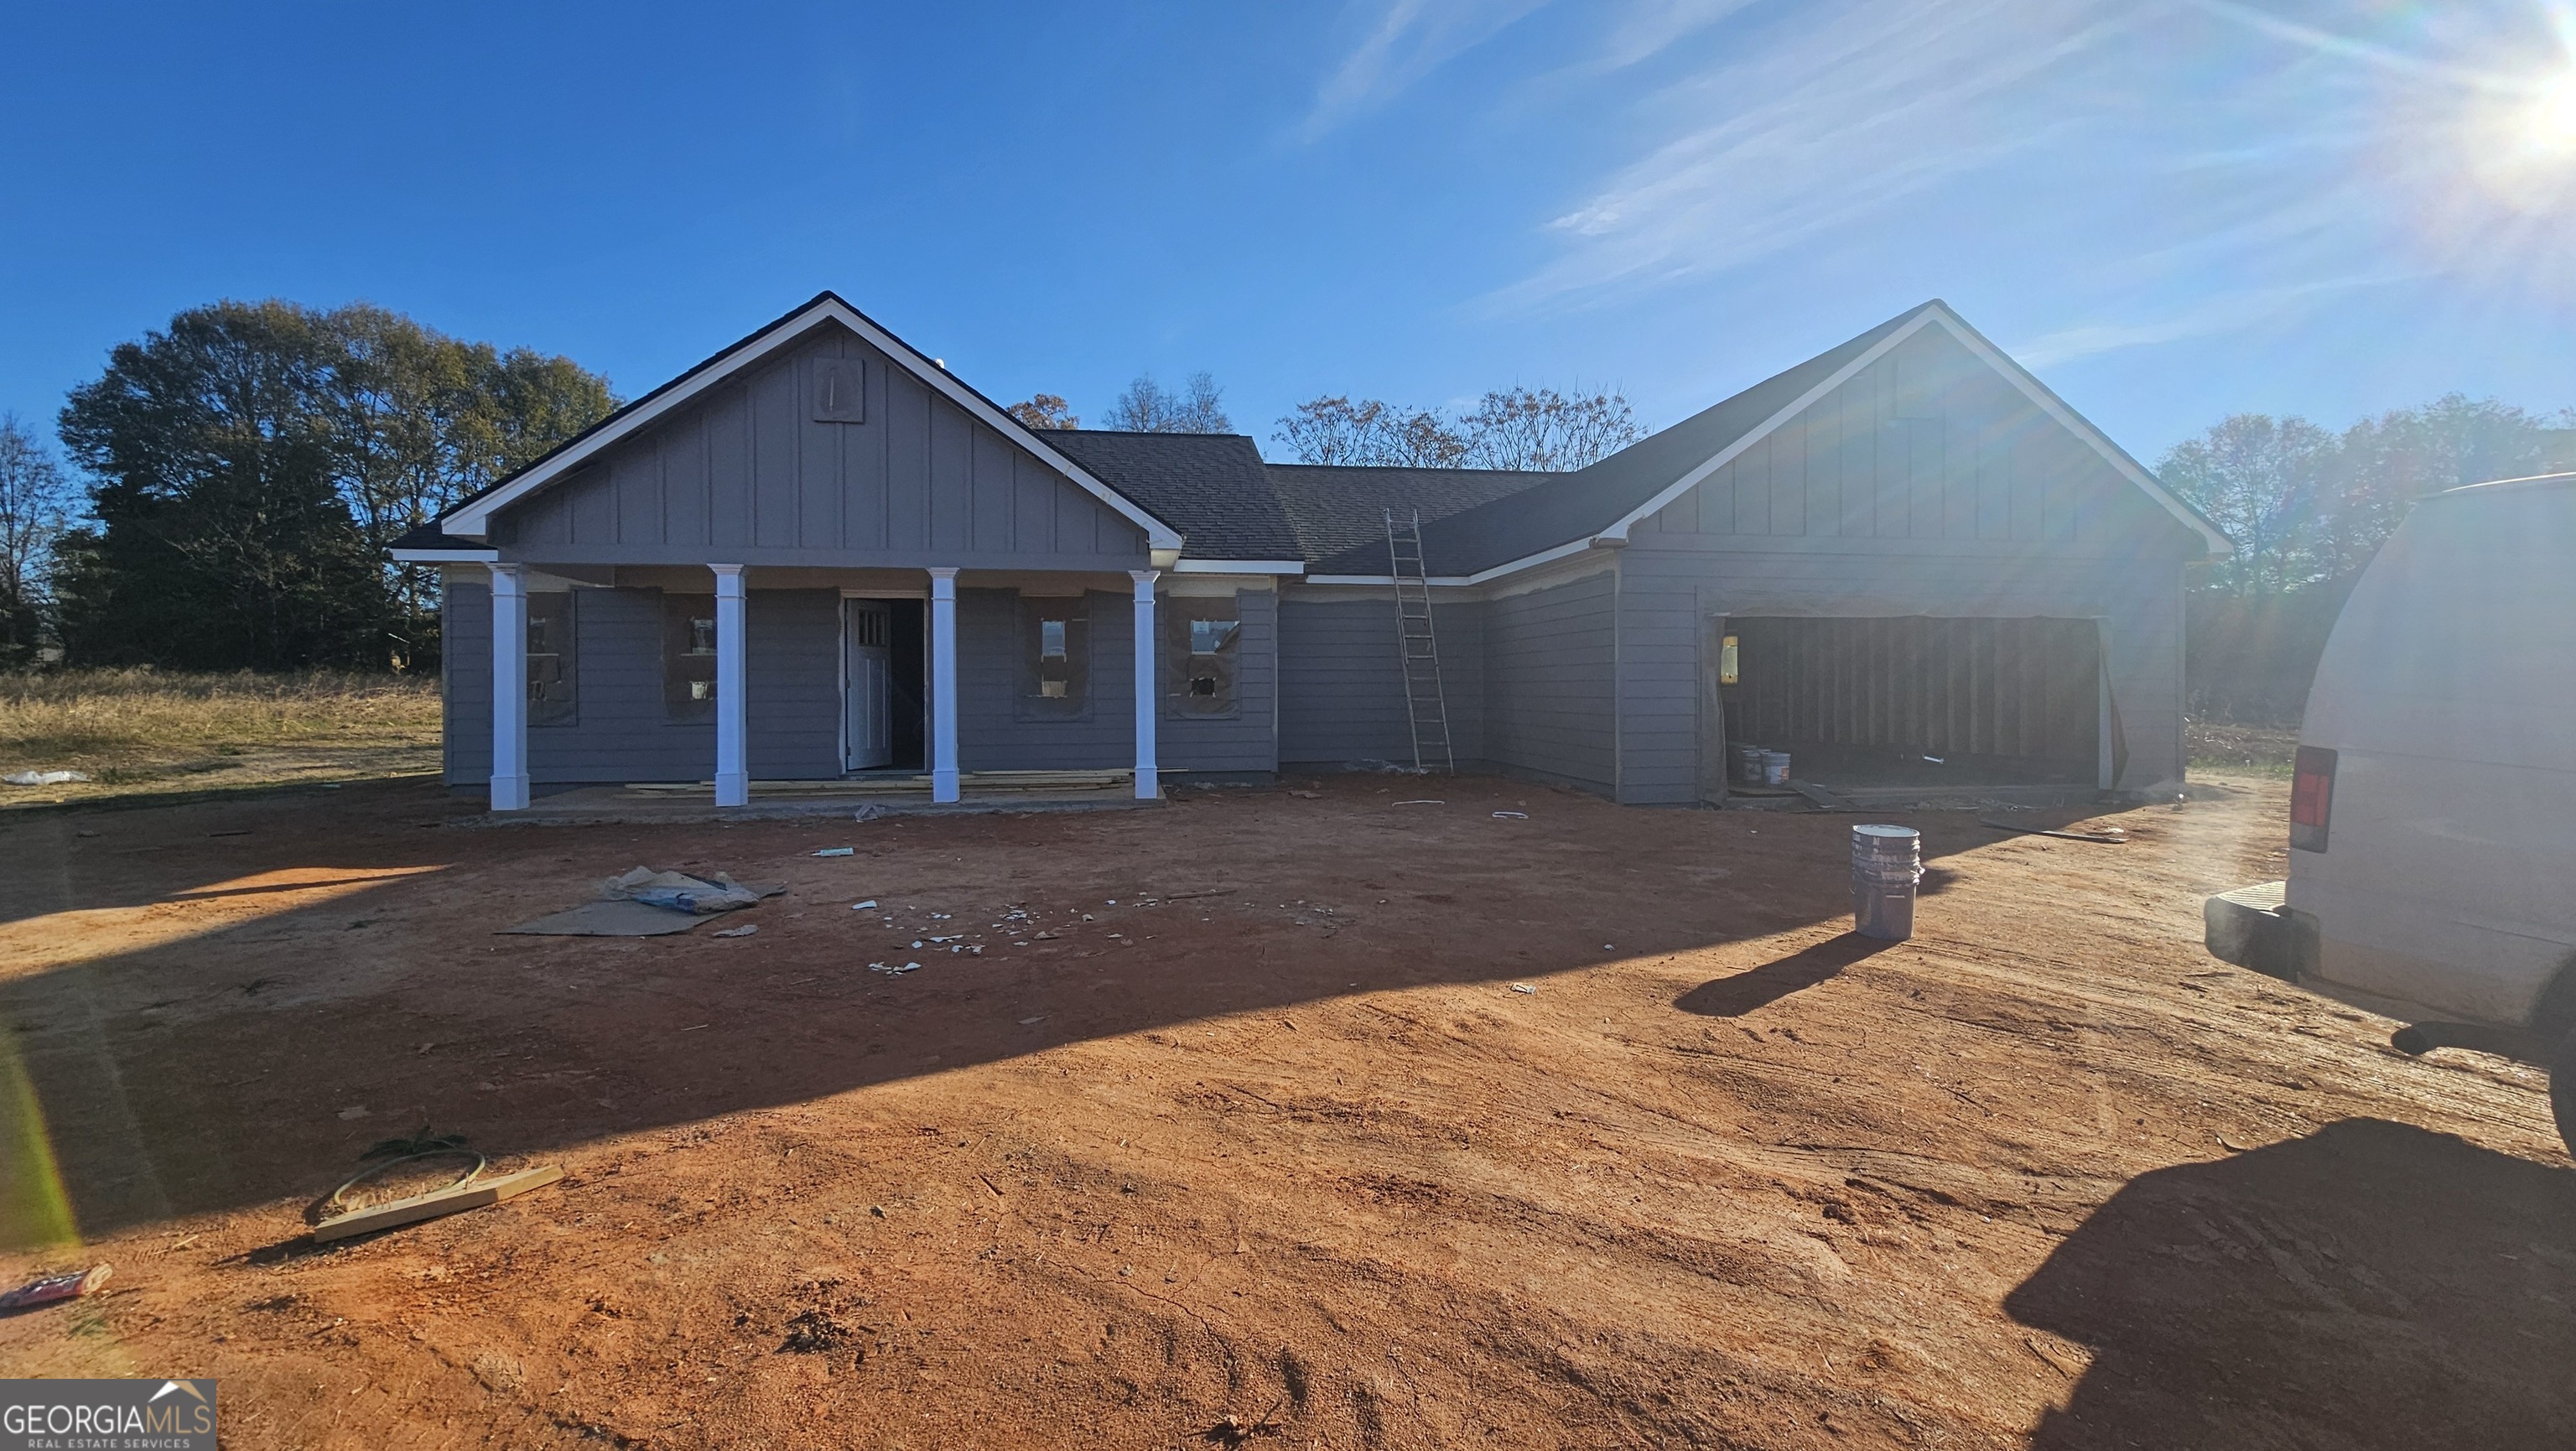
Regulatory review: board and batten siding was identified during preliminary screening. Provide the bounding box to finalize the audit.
[444,580,841,786]
[1276,595,1487,768]
[490,323,1150,571]
[1602,324,2199,802]
[1631,324,2186,554]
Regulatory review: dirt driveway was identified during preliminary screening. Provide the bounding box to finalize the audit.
[0,774,2568,1448]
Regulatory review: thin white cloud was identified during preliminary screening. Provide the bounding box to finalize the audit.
[1587,0,1760,72]
[1485,0,2141,312]
[2007,273,2415,369]
[1300,0,1553,141]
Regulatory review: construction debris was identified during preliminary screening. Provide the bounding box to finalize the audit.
[313,1165,564,1244]
[502,869,786,937]
[0,1264,112,1311]
[1978,819,2127,844]
[600,866,766,914]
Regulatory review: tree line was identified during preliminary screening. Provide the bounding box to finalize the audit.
[2158,394,2574,722]
[0,300,615,671]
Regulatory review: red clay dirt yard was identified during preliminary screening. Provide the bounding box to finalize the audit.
[1,773,2570,1448]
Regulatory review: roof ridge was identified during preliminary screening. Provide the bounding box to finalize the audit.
[1033,427,1255,440]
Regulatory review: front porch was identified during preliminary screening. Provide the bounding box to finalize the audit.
[476,564,1178,812]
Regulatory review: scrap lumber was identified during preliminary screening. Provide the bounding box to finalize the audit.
[1786,778,1857,812]
[312,1165,563,1243]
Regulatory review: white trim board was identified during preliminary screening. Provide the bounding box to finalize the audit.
[1174,558,1305,575]
[439,295,1186,553]
[393,547,499,563]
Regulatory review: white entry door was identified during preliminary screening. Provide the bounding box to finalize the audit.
[844,600,893,770]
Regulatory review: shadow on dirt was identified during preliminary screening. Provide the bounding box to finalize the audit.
[1673,934,1895,1017]
[0,774,2049,1240]
[2007,1117,2576,1448]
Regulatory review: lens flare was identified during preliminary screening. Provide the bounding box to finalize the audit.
[2529,75,2576,151]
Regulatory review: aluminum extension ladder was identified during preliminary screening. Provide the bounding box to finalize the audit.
[1385,509,1456,773]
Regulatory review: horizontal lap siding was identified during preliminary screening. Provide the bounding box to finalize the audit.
[1161,589,1280,774]
[1276,595,1486,767]
[958,589,1132,772]
[1486,574,1614,792]
[442,585,839,786]
[747,591,841,779]
[444,578,491,787]
[1616,571,1701,804]
[496,325,1148,571]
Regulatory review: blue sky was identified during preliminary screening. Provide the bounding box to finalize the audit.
[6,1,2575,466]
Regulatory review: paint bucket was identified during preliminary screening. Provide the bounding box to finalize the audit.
[1851,824,1922,941]
[1732,742,1768,785]
[1763,751,1793,788]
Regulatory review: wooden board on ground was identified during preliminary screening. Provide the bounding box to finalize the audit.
[313,1165,564,1243]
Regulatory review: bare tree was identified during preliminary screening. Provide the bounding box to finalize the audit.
[1106,372,1232,433]
[1457,386,1641,471]
[1006,394,1079,430]
[1273,396,1467,466]
[1274,384,1639,471]
[0,413,78,663]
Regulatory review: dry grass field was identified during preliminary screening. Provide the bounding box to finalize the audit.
[0,668,441,808]
[2185,717,2300,776]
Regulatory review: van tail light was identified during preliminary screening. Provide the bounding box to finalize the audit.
[2289,746,2336,853]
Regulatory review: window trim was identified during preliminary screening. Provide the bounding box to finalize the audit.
[662,591,719,725]
[1015,592,1093,722]
[527,589,577,728]
[1162,594,1244,720]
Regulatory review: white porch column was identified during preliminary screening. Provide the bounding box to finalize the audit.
[1130,569,1160,800]
[713,564,748,808]
[928,568,960,803]
[488,564,529,812]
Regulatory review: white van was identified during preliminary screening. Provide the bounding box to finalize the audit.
[2204,472,2576,1155]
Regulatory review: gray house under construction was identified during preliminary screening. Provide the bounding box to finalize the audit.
[393,294,2228,809]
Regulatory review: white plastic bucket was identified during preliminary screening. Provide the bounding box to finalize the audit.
[1763,751,1792,787]
[1851,824,1922,941]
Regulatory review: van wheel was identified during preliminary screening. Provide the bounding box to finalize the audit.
[2556,1028,2576,1158]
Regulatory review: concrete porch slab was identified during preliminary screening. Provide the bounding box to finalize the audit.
[459,778,1163,828]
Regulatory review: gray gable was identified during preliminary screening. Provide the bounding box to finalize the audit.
[490,324,1150,569]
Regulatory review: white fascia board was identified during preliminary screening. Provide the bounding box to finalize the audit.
[392,547,500,563]
[1303,574,1477,588]
[1597,310,1939,548]
[1174,558,1306,575]
[1925,311,2234,557]
[1306,533,1597,590]
[442,297,1186,552]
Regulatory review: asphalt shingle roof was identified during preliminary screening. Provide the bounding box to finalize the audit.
[1028,429,1301,561]
[1262,465,1555,571]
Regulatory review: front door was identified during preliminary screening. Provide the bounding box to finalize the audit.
[844,600,893,770]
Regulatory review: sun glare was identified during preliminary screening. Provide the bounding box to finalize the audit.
[2527,75,2576,151]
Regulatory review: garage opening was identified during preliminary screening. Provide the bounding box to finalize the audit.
[1711,616,2108,796]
